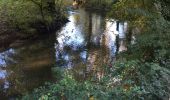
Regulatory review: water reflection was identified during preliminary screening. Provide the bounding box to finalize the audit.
[55,9,128,80]
[0,9,128,98]
[0,35,56,98]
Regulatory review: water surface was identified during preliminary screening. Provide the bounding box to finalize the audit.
[0,9,127,98]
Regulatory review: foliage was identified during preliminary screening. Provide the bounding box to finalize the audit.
[110,0,170,99]
[160,0,170,20]
[22,60,169,100]
[84,0,114,11]
[0,0,67,34]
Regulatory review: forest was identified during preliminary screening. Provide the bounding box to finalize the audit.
[0,0,170,100]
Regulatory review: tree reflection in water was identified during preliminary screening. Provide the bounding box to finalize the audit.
[0,9,128,98]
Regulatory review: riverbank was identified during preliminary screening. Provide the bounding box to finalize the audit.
[0,19,68,52]
[0,0,68,51]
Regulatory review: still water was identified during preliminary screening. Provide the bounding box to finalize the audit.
[0,9,127,98]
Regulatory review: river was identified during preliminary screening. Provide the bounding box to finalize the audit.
[0,9,127,98]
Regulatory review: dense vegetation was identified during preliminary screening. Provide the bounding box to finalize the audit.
[0,0,67,35]
[84,0,113,11]
[21,0,170,100]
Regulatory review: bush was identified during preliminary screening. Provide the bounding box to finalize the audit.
[84,0,113,11]
[0,0,67,34]
[22,60,170,100]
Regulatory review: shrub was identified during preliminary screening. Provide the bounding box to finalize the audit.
[0,0,67,34]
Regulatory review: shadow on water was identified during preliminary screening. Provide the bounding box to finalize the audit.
[0,34,56,99]
[0,9,128,98]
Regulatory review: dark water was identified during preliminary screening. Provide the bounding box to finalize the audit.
[0,9,127,98]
